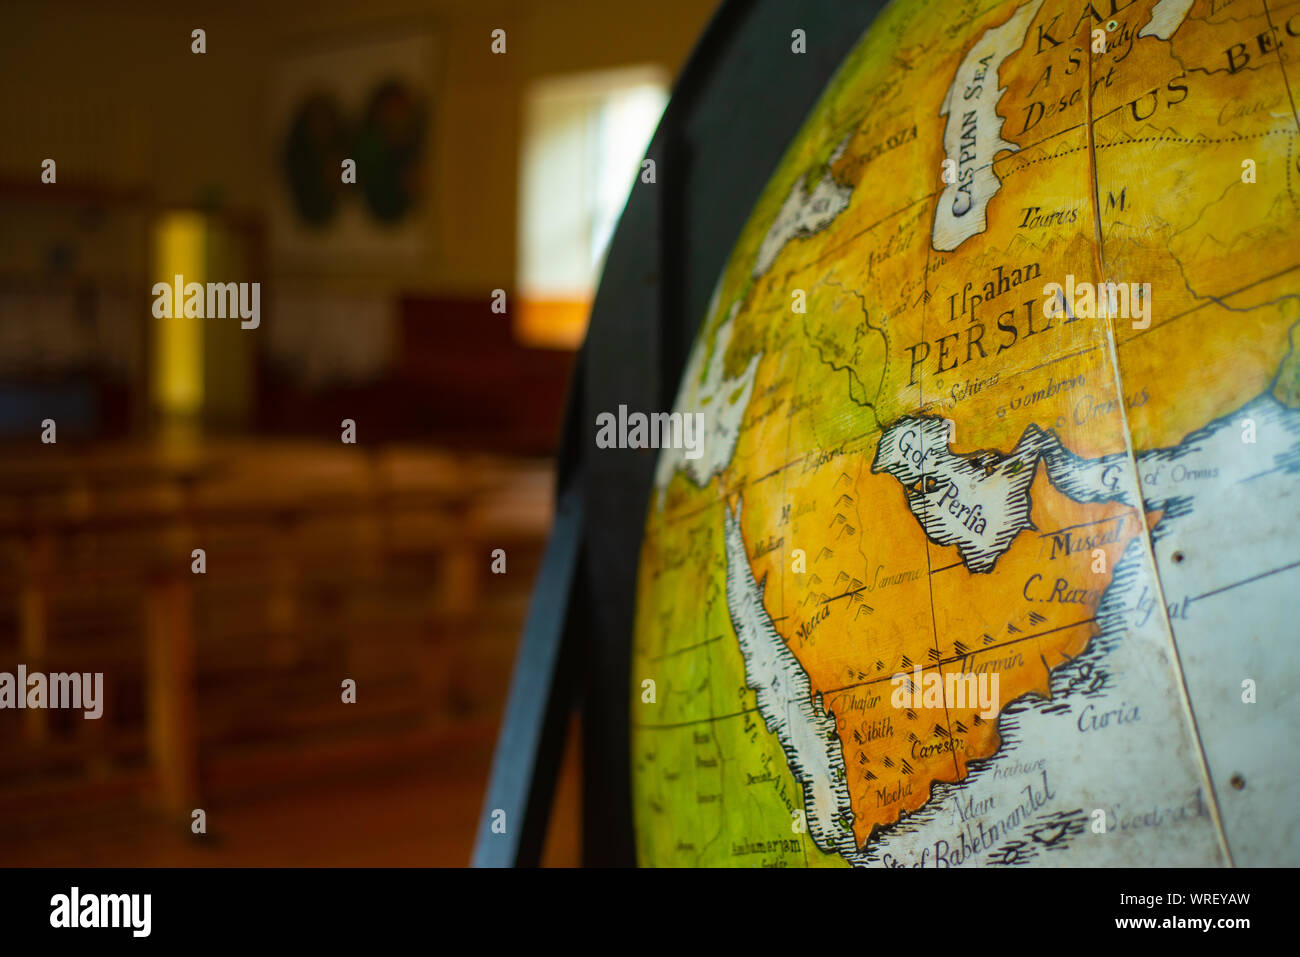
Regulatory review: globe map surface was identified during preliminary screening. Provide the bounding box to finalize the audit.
[630,0,1300,867]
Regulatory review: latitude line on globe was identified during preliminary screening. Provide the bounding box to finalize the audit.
[632,706,760,730]
[1188,557,1300,604]
[649,634,723,662]
[820,616,1099,699]
[1121,260,1300,346]
[659,427,880,528]
[632,604,1089,729]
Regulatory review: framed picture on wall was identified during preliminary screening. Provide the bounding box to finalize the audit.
[267,32,435,270]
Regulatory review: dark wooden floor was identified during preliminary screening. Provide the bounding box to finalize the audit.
[0,719,582,867]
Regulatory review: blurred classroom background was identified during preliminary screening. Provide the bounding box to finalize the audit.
[0,0,715,865]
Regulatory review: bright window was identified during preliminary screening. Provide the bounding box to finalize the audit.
[517,66,668,348]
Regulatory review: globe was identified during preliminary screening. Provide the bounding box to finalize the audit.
[630,0,1300,867]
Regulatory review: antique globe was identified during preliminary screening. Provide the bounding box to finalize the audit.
[630,0,1300,867]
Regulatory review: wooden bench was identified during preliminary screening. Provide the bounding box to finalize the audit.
[0,440,551,828]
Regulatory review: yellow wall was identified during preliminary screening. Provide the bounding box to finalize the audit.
[0,0,717,297]
[151,213,206,417]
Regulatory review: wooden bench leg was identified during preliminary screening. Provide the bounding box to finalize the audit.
[144,574,198,817]
[440,544,481,620]
[19,532,53,747]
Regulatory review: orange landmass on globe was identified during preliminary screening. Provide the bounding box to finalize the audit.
[733,418,1149,843]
